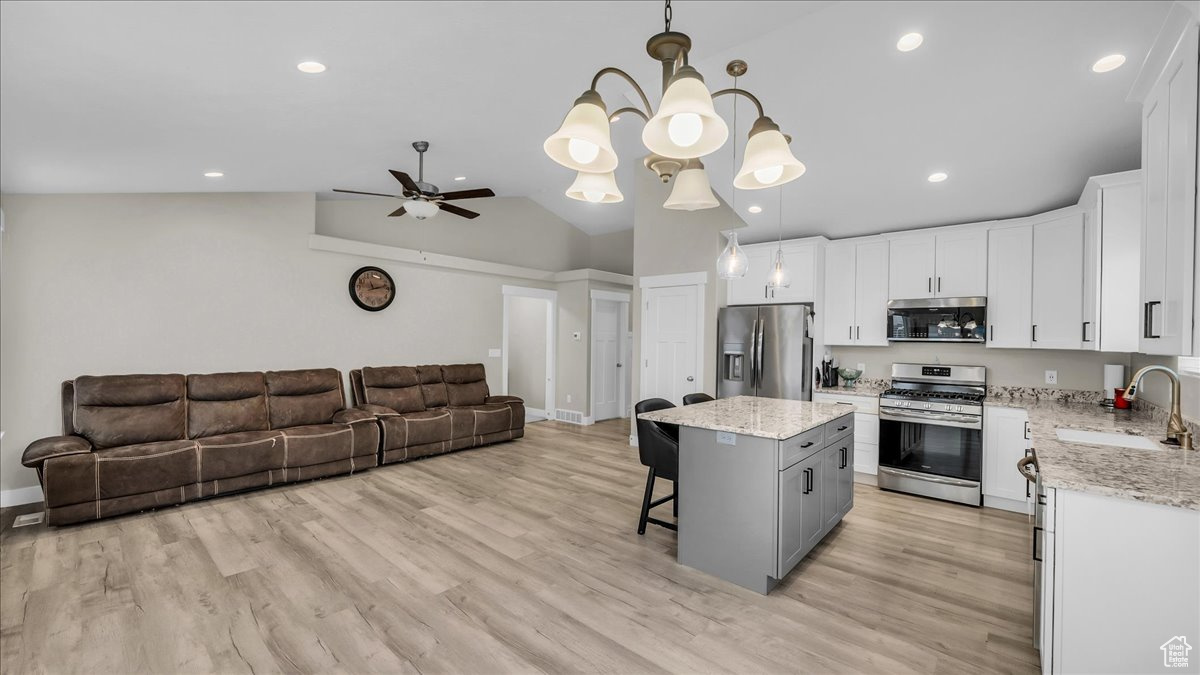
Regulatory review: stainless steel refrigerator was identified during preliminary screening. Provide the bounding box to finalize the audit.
[717,304,814,400]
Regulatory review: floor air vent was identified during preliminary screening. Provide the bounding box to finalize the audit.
[555,409,584,424]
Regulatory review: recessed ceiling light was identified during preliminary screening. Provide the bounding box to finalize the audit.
[1091,54,1126,73]
[297,61,326,74]
[454,176,467,181]
[897,32,924,52]
[204,171,224,178]
[928,172,948,183]
[748,205,763,214]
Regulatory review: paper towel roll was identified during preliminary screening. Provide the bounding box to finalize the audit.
[1103,364,1126,395]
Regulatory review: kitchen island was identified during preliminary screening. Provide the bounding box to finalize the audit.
[638,396,855,594]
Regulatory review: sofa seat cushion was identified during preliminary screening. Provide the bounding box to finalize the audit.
[195,430,285,481]
[485,396,525,429]
[280,423,357,467]
[379,409,453,451]
[449,404,513,438]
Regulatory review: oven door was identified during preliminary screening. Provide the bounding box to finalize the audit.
[878,410,983,482]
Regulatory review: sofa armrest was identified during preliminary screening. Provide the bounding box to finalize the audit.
[332,408,378,425]
[352,404,402,418]
[22,435,93,468]
[486,395,524,405]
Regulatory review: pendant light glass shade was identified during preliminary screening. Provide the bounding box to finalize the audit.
[663,160,719,211]
[733,116,806,190]
[544,90,619,173]
[642,67,729,160]
[405,200,440,220]
[717,230,749,279]
[766,247,791,288]
[565,170,623,203]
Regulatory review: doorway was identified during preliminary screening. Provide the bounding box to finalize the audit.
[591,290,630,421]
[502,285,556,421]
[640,272,706,406]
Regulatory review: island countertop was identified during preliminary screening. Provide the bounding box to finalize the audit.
[637,395,853,440]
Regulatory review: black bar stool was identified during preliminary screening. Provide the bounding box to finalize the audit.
[633,398,679,534]
[683,393,714,405]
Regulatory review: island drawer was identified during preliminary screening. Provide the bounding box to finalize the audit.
[824,414,854,446]
[779,426,825,470]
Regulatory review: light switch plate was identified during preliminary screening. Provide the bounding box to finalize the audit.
[716,431,737,446]
[488,348,501,358]
[1045,370,1058,385]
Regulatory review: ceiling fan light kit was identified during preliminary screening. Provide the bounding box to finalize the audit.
[543,0,804,215]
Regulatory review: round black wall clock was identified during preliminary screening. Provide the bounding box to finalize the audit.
[349,266,395,311]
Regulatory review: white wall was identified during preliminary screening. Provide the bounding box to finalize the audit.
[0,192,577,495]
[506,295,548,410]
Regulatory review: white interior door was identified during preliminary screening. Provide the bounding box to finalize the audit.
[643,284,699,406]
[591,299,622,421]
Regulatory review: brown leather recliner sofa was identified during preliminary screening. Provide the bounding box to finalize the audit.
[349,364,524,464]
[21,368,379,526]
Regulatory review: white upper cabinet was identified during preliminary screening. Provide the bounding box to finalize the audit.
[727,238,825,306]
[986,224,1033,349]
[1079,171,1144,353]
[888,229,988,300]
[933,229,989,297]
[823,239,889,346]
[1135,18,1197,356]
[1031,210,1085,350]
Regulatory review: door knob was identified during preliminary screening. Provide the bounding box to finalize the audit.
[686,376,695,382]
[616,363,622,367]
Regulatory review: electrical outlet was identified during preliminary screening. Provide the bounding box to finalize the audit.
[1045,370,1058,385]
[566,394,572,403]
[488,348,501,358]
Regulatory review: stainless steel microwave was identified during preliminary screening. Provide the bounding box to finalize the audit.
[887,297,987,343]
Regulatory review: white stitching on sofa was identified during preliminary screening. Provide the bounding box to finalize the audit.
[96,446,195,462]
[200,435,282,449]
[283,428,351,440]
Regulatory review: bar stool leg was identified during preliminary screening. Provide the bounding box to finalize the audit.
[637,468,656,535]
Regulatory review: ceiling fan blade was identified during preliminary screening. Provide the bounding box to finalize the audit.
[389,170,421,194]
[333,188,406,198]
[387,205,408,217]
[437,202,479,219]
[436,188,496,201]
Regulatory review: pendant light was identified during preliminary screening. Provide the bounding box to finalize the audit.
[642,66,729,160]
[544,90,619,173]
[664,159,718,210]
[716,73,748,280]
[733,116,806,190]
[565,170,623,203]
[766,188,790,288]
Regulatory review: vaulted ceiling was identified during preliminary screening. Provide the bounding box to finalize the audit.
[0,1,1172,241]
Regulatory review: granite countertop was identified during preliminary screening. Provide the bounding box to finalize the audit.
[992,398,1198,511]
[813,383,884,399]
[637,396,854,441]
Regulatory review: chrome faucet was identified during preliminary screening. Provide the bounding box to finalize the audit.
[1123,365,1193,450]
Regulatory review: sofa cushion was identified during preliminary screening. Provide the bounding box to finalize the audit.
[280,423,355,467]
[72,374,187,449]
[485,396,526,430]
[415,365,449,408]
[443,364,490,406]
[187,372,270,439]
[379,409,452,450]
[361,366,426,413]
[95,439,199,499]
[453,404,513,436]
[195,430,285,481]
[265,369,344,429]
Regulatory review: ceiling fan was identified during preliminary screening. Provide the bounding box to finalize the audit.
[333,141,495,220]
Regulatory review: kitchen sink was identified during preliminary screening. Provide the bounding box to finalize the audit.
[1055,429,1162,450]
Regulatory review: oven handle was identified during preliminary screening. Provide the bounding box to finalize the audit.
[879,409,983,430]
[878,466,981,488]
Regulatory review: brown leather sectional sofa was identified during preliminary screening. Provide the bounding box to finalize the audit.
[349,363,524,464]
[22,364,523,526]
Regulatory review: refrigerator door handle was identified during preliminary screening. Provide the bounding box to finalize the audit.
[755,318,765,391]
[749,319,759,387]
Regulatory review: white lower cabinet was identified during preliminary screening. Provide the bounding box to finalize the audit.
[1038,487,1199,673]
[812,392,879,475]
[982,406,1031,513]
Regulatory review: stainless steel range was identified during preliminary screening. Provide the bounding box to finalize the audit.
[877,363,986,506]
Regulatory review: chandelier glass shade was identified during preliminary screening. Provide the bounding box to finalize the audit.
[543,90,619,173]
[664,159,719,211]
[566,170,624,203]
[641,67,729,159]
[717,230,750,280]
[734,116,807,190]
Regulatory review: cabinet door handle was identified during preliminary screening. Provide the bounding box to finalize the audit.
[1024,421,1030,440]
[1144,301,1161,339]
[937,276,942,293]
[840,447,847,469]
[856,325,860,340]
[849,325,853,340]
[1032,525,1043,562]
[800,441,814,448]
[1082,321,1091,342]
[837,425,849,432]
[1032,324,1037,342]
[928,277,932,293]
[764,286,768,299]
[989,324,993,342]
[802,467,812,494]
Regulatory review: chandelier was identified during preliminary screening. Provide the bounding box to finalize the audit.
[542,0,806,213]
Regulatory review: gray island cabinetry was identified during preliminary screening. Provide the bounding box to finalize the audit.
[638,396,855,594]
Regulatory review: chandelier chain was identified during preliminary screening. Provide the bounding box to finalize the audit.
[730,74,738,212]
[664,0,672,32]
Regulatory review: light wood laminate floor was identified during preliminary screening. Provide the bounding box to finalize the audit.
[1,419,1038,674]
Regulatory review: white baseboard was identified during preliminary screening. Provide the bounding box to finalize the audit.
[983,494,1032,515]
[1,485,44,507]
